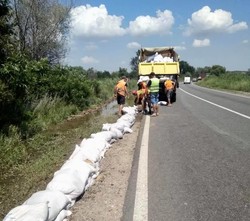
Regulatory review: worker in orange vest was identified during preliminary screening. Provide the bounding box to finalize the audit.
[114,76,128,116]
[164,77,175,107]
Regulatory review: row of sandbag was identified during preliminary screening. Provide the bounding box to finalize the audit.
[3,106,137,221]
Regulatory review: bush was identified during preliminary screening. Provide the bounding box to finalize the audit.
[198,73,250,92]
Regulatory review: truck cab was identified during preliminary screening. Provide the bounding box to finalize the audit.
[138,47,180,103]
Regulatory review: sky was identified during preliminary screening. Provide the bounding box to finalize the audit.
[64,0,250,72]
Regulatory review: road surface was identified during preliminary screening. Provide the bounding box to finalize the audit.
[123,84,250,221]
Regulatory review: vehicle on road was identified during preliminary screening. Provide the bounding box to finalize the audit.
[192,78,198,82]
[184,77,191,84]
[138,47,180,103]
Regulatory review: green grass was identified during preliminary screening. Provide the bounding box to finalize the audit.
[0,77,138,219]
[197,73,250,93]
[0,109,118,219]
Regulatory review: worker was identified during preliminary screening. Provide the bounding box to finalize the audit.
[137,77,151,114]
[114,76,128,116]
[164,76,175,106]
[147,72,160,116]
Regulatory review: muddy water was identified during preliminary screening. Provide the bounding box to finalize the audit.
[101,100,117,116]
[101,97,135,116]
[50,100,118,133]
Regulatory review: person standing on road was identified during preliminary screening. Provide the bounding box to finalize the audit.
[147,72,160,116]
[137,78,151,114]
[164,76,175,107]
[114,76,128,116]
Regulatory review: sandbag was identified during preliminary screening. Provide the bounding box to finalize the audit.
[46,168,86,201]
[90,131,114,142]
[3,202,49,221]
[54,210,72,221]
[23,190,71,221]
[60,157,97,187]
[110,127,123,139]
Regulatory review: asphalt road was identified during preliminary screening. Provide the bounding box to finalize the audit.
[123,83,250,221]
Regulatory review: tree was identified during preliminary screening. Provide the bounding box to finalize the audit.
[86,67,96,79]
[179,60,195,75]
[130,49,140,73]
[196,66,211,78]
[96,70,111,78]
[0,0,13,64]
[118,67,129,78]
[210,65,226,76]
[247,68,250,76]
[12,0,72,63]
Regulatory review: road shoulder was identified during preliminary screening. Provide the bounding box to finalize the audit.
[69,118,141,221]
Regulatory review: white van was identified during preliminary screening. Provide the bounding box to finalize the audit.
[184,77,191,84]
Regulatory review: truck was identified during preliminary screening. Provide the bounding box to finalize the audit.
[184,76,191,84]
[138,47,180,103]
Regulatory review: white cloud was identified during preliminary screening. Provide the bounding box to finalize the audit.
[193,38,210,47]
[227,22,248,33]
[70,4,126,38]
[128,10,174,36]
[127,42,141,49]
[242,40,248,44]
[81,56,99,64]
[184,6,248,36]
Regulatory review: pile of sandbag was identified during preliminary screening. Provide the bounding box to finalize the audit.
[3,106,137,221]
[144,52,174,63]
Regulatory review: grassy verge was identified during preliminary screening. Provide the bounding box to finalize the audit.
[197,73,250,93]
[0,78,137,219]
[0,108,119,219]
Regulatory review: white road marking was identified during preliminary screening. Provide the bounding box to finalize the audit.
[133,115,150,221]
[180,88,250,120]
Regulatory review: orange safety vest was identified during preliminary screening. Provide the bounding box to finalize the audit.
[164,79,174,90]
[137,89,146,98]
[114,80,127,96]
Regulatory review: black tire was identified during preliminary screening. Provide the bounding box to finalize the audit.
[171,92,176,103]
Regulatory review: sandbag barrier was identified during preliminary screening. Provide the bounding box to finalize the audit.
[3,106,137,221]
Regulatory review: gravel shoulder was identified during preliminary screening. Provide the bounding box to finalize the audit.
[69,117,142,221]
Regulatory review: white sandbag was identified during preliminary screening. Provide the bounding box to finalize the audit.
[122,106,137,115]
[119,114,135,125]
[69,144,81,160]
[80,138,109,153]
[23,190,71,221]
[60,157,97,184]
[90,131,113,142]
[3,202,49,221]
[153,54,164,62]
[116,120,131,129]
[110,127,123,139]
[109,122,125,132]
[46,168,85,201]
[124,127,133,134]
[158,101,167,105]
[102,123,112,131]
[54,209,72,221]
[72,143,101,163]
[102,123,126,139]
